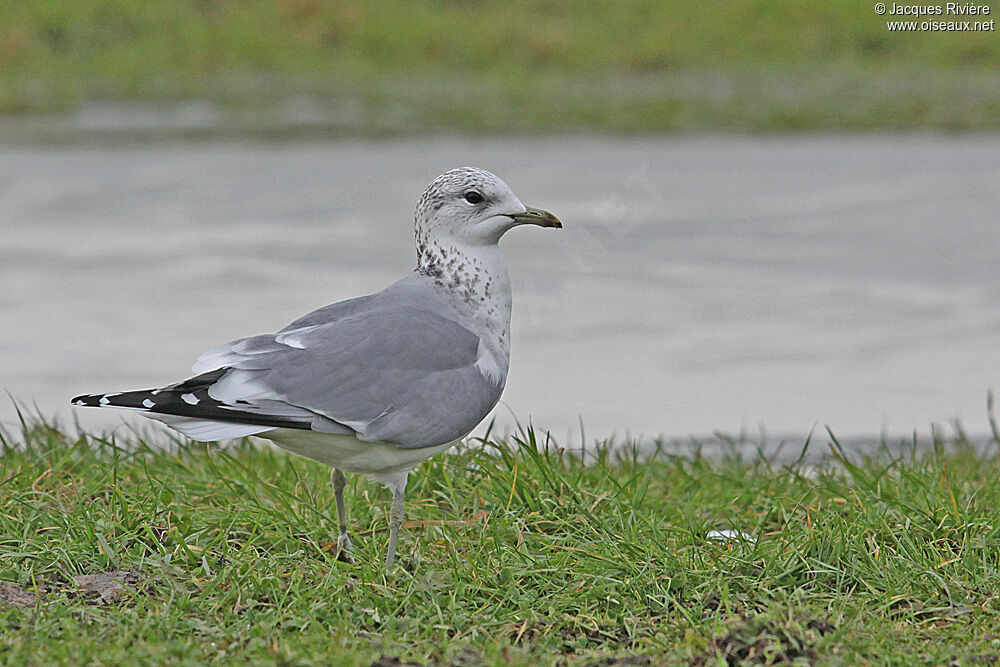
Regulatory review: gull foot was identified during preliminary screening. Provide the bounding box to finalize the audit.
[336,534,355,564]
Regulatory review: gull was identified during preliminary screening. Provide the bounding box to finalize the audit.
[72,168,561,568]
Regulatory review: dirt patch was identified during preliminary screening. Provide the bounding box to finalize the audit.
[368,648,485,667]
[694,614,836,666]
[369,657,424,667]
[443,647,481,666]
[586,657,652,666]
[0,581,41,608]
[72,569,147,605]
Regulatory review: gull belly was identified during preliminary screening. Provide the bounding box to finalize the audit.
[261,428,455,481]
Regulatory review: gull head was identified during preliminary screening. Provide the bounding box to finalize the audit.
[414,168,561,249]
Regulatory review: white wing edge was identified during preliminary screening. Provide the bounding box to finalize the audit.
[145,413,273,441]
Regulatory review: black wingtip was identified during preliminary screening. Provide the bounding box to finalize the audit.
[69,382,313,432]
[71,391,149,410]
[71,393,101,407]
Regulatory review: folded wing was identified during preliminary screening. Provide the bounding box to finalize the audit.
[204,304,502,448]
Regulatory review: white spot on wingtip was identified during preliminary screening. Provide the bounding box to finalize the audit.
[181,393,199,405]
[73,399,85,406]
[142,399,155,408]
[99,396,110,406]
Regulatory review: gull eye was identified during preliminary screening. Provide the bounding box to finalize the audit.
[463,191,484,204]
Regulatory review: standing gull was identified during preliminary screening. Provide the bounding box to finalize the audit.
[72,168,561,568]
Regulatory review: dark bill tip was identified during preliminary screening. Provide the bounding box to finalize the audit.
[509,206,562,229]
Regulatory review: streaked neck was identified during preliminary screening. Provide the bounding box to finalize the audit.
[415,238,512,352]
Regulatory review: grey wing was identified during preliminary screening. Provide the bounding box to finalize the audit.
[194,306,504,448]
[191,293,377,374]
[277,294,374,332]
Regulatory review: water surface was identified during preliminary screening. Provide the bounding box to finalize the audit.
[2,136,998,443]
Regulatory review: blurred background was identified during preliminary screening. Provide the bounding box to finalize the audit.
[1,1,998,444]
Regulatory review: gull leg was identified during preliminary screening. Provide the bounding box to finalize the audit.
[385,474,408,569]
[331,468,354,564]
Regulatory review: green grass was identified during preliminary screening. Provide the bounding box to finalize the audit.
[1,0,999,131]
[2,418,1000,665]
